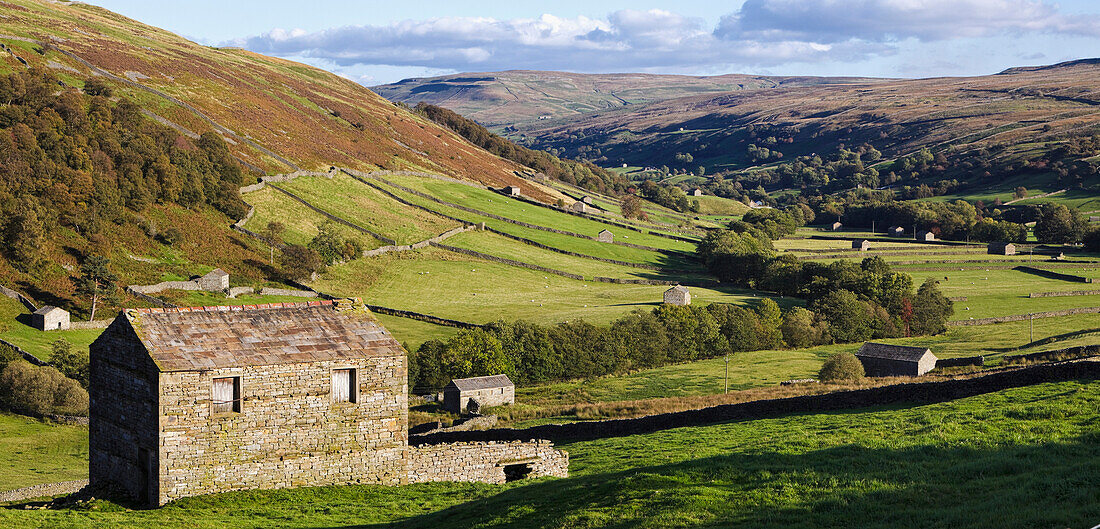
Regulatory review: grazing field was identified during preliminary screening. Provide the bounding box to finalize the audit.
[0,296,101,362]
[2,381,1096,527]
[0,413,87,492]
[241,185,377,247]
[310,247,788,326]
[694,194,750,216]
[906,267,1100,320]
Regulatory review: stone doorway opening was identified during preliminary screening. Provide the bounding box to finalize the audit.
[503,463,532,482]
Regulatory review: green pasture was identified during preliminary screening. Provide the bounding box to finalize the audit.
[241,186,376,247]
[905,267,1100,320]
[0,297,101,362]
[694,194,749,216]
[373,313,460,351]
[0,413,87,492]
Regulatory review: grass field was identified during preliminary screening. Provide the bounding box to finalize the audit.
[2,381,1096,527]
[694,194,750,216]
[0,297,101,362]
[241,185,378,247]
[0,413,87,492]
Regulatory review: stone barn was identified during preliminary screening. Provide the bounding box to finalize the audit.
[916,230,936,241]
[90,300,567,506]
[692,188,703,197]
[830,221,843,231]
[571,201,589,214]
[855,342,938,377]
[505,185,521,197]
[889,226,905,237]
[443,374,514,414]
[196,268,229,291]
[988,242,1016,255]
[852,239,871,251]
[581,196,594,204]
[597,229,614,243]
[32,306,70,331]
[663,285,691,306]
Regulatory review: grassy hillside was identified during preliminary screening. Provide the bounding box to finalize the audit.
[0,413,87,492]
[2,380,1096,527]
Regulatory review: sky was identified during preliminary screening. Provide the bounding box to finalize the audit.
[84,0,1100,85]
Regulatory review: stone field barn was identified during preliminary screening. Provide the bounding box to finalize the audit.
[32,305,70,331]
[663,286,691,306]
[90,300,566,506]
[855,342,938,377]
[443,374,515,414]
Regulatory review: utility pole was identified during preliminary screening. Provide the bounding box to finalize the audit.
[724,354,729,394]
[1030,313,1034,343]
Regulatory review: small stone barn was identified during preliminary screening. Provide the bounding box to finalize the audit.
[32,306,70,331]
[443,374,515,414]
[571,201,589,213]
[581,196,593,204]
[830,221,843,231]
[692,188,703,197]
[597,229,614,243]
[196,269,229,291]
[855,342,938,377]
[663,285,691,306]
[916,230,936,241]
[852,239,871,251]
[505,185,521,197]
[988,242,1016,255]
[889,226,905,237]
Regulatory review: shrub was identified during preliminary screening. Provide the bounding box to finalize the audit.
[51,339,89,388]
[819,352,865,383]
[0,361,89,416]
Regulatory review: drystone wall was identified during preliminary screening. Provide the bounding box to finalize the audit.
[0,283,38,311]
[935,356,985,368]
[1029,290,1100,298]
[258,287,317,298]
[407,440,568,484]
[1004,345,1100,364]
[0,338,46,366]
[1014,266,1093,283]
[431,243,584,281]
[485,227,664,270]
[69,320,111,330]
[268,185,396,245]
[127,281,203,295]
[948,306,1100,326]
[0,480,89,503]
[362,225,475,258]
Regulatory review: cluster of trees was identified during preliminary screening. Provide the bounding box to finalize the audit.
[414,103,629,194]
[637,180,699,213]
[746,143,783,163]
[0,69,250,273]
[411,298,838,392]
[0,342,87,416]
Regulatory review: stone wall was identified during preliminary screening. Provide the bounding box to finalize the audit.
[485,227,664,270]
[0,337,47,366]
[258,287,317,298]
[361,225,474,258]
[155,355,407,505]
[0,480,89,503]
[948,306,1100,326]
[0,283,37,312]
[936,355,985,368]
[127,281,203,295]
[1029,289,1100,298]
[407,440,568,484]
[69,320,111,330]
[431,243,584,281]
[268,185,396,245]
[1014,266,1093,283]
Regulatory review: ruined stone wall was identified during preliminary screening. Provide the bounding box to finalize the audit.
[407,440,568,484]
[156,355,407,504]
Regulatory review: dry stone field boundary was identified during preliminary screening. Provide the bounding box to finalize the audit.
[412,358,1100,444]
[0,480,88,503]
[430,242,585,281]
[948,306,1100,326]
[1013,266,1094,283]
[1029,290,1100,298]
[500,188,703,239]
[0,338,47,366]
[268,185,397,245]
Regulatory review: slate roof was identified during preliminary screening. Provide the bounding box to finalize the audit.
[34,305,67,316]
[599,229,612,235]
[121,300,404,372]
[666,285,689,293]
[203,268,229,278]
[446,374,513,392]
[856,342,935,362]
[988,242,1015,250]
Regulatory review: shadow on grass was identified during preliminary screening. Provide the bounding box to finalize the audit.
[363,433,1100,529]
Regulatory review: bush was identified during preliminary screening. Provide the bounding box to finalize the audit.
[0,361,89,416]
[51,339,89,388]
[819,352,865,383]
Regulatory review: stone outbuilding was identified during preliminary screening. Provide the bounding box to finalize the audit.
[889,226,905,237]
[855,342,938,377]
[663,285,691,306]
[505,185,521,197]
[692,188,703,197]
[597,229,614,243]
[988,242,1016,255]
[830,221,843,231]
[196,268,229,291]
[90,300,567,506]
[581,196,594,204]
[916,230,936,241]
[852,239,871,251]
[32,305,70,331]
[443,374,515,414]
[571,201,589,214]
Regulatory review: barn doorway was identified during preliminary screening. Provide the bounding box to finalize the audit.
[503,463,532,482]
[137,447,153,506]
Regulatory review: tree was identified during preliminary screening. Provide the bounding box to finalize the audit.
[1034,203,1084,244]
[278,245,321,282]
[620,194,647,220]
[753,298,784,349]
[50,339,89,388]
[1013,186,1028,200]
[0,361,88,416]
[818,352,864,382]
[910,279,954,336]
[260,221,286,265]
[441,329,513,379]
[74,255,118,321]
[812,289,874,343]
[780,307,823,348]
[82,77,113,97]
[4,196,47,272]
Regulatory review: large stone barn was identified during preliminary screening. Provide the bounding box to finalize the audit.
[195,268,230,291]
[988,242,1016,255]
[692,188,703,197]
[90,300,567,506]
[32,305,70,331]
[663,285,691,306]
[443,374,515,414]
[855,342,938,377]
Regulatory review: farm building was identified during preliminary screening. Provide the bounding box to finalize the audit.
[692,188,703,197]
[196,268,230,291]
[852,239,871,251]
[571,201,589,213]
[830,221,843,231]
[597,229,614,243]
[663,285,691,306]
[916,230,936,241]
[581,196,594,204]
[988,242,1016,255]
[32,305,70,331]
[855,342,938,377]
[505,185,521,197]
[89,300,566,506]
[889,226,905,237]
[443,374,515,414]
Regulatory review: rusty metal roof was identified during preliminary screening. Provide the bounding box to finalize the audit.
[446,374,513,391]
[122,300,404,372]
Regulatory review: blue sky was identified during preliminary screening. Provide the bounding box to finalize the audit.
[86,1,1100,85]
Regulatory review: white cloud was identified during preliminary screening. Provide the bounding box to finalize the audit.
[226,2,1100,76]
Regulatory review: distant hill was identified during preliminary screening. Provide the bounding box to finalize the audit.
[372,70,879,131]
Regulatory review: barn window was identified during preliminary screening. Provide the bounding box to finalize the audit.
[332,368,356,403]
[212,376,241,413]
